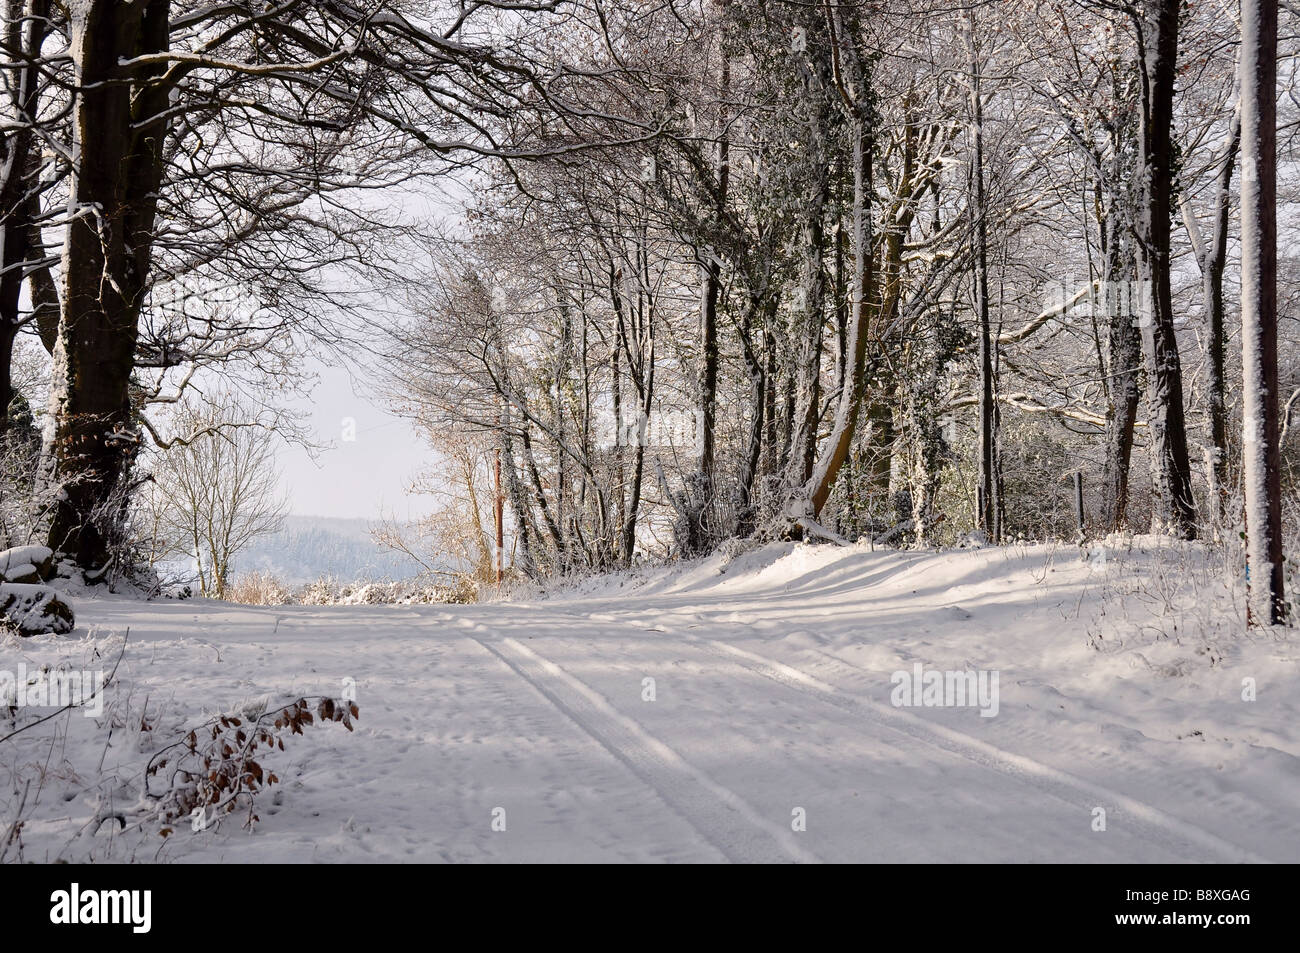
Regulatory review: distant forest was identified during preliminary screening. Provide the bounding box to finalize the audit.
[236,517,425,585]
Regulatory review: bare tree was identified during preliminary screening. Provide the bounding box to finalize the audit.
[373,428,499,591]
[147,397,288,599]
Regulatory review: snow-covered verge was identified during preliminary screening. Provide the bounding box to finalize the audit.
[0,537,1296,862]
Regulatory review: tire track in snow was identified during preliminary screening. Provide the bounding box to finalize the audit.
[679,634,1267,863]
[797,643,1300,853]
[447,604,1264,862]
[537,605,1263,861]
[467,631,821,864]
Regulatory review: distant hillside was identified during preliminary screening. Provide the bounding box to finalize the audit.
[236,515,426,584]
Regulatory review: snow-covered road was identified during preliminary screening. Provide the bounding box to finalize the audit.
[7,539,1299,862]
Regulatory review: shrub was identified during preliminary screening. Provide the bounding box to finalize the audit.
[146,696,359,834]
[226,570,292,606]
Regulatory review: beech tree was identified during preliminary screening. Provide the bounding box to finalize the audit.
[1240,0,1285,625]
[1131,0,1197,539]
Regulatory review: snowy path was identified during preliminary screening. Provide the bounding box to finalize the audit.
[9,540,1299,862]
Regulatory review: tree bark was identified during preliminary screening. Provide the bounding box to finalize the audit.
[1181,106,1240,526]
[684,24,730,555]
[806,105,873,517]
[1133,0,1197,538]
[801,1,875,521]
[1239,0,1285,625]
[1100,237,1142,532]
[784,17,831,500]
[47,0,172,569]
[1099,85,1142,532]
[0,0,51,428]
[500,424,538,582]
[967,10,1000,541]
[735,295,770,538]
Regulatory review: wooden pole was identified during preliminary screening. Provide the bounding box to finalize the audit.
[494,447,504,586]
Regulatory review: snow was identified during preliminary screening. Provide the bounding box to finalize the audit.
[2,538,1297,862]
[0,583,75,636]
[0,545,52,578]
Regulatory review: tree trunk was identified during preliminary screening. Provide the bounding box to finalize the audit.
[806,106,873,517]
[0,0,51,430]
[684,34,729,555]
[735,296,770,538]
[784,19,830,500]
[1239,0,1285,625]
[47,0,172,570]
[1134,0,1197,538]
[0,200,31,425]
[1100,260,1143,531]
[1100,149,1142,532]
[801,2,875,522]
[967,11,1000,541]
[1202,200,1232,525]
[500,425,538,582]
[1181,107,1240,526]
[0,319,13,422]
